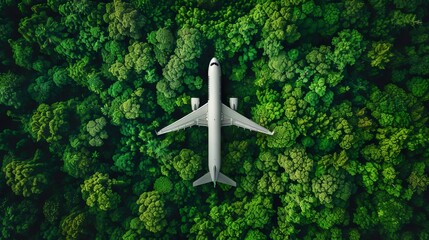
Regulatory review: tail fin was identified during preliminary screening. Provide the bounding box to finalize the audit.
[193,172,212,187]
[217,172,236,187]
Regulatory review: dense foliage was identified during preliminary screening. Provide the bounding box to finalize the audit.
[1,0,429,239]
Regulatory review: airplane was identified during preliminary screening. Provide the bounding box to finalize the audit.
[156,58,274,187]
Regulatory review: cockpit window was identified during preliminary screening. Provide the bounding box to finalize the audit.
[210,62,219,66]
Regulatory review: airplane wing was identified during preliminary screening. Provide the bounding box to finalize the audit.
[221,103,274,135]
[156,103,208,135]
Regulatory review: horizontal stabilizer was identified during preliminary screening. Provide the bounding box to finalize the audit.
[217,172,236,187]
[193,172,212,187]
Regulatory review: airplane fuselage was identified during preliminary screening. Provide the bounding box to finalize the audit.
[156,58,273,187]
[208,58,221,185]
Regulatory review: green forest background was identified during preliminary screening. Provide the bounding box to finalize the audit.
[1,0,429,239]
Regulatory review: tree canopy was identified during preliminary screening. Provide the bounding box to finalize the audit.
[1,0,429,239]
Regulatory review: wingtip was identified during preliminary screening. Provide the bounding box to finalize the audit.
[270,130,275,135]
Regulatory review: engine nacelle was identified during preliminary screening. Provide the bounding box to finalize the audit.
[229,98,238,110]
[191,98,200,111]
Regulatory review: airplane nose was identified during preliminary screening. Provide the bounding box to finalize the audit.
[210,58,219,66]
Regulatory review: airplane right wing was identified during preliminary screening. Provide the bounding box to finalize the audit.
[156,103,208,135]
[221,103,274,135]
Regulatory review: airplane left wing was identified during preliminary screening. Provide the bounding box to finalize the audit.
[156,103,208,135]
[221,103,274,135]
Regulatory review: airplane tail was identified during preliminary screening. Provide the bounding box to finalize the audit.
[217,172,236,187]
[193,172,212,187]
[192,172,237,187]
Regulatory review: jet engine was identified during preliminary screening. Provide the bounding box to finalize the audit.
[191,98,200,111]
[229,98,238,110]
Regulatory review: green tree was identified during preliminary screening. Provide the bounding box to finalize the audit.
[1,199,38,239]
[3,159,49,197]
[368,42,394,69]
[407,162,429,195]
[278,182,317,227]
[374,192,413,236]
[173,149,202,180]
[60,210,91,240]
[0,15,13,65]
[257,1,301,57]
[278,146,313,184]
[0,72,26,109]
[136,191,167,233]
[174,26,203,62]
[157,26,202,98]
[86,72,105,94]
[304,91,319,107]
[226,15,258,56]
[104,0,145,40]
[406,77,429,101]
[81,172,121,211]
[266,122,298,149]
[119,98,141,119]
[243,195,274,229]
[282,85,308,121]
[86,117,108,147]
[323,3,340,26]
[329,29,365,70]
[29,102,69,143]
[319,150,349,171]
[255,151,278,172]
[27,75,57,103]
[109,61,129,81]
[366,84,422,128]
[252,89,284,126]
[18,5,65,51]
[147,28,175,66]
[315,207,347,230]
[353,197,378,231]
[311,168,353,206]
[391,10,422,28]
[341,0,368,28]
[51,66,72,87]
[43,196,61,224]
[102,40,126,65]
[267,52,296,82]
[158,26,203,102]
[124,41,154,74]
[158,55,184,98]
[8,38,34,70]
[245,229,267,240]
[257,171,285,194]
[153,176,173,194]
[62,147,98,179]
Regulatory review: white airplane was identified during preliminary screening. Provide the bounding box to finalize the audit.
[156,58,274,187]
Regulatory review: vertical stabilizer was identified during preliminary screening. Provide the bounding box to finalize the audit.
[193,172,212,187]
[217,172,236,187]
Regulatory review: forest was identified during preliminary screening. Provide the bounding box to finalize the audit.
[1,0,429,239]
